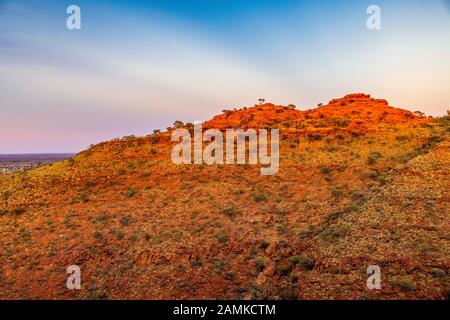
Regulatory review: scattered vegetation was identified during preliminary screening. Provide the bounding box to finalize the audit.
[0,94,447,299]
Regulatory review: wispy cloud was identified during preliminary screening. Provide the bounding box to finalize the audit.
[0,0,449,153]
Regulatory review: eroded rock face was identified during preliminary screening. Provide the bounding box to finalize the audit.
[204,93,424,131]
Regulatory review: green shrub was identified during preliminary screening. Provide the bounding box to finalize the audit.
[368,170,378,180]
[367,151,382,165]
[331,188,342,197]
[142,170,151,177]
[398,279,416,292]
[289,255,314,269]
[93,230,103,239]
[124,188,136,198]
[324,211,343,223]
[19,228,31,241]
[346,204,361,212]
[11,207,26,216]
[307,133,324,141]
[191,259,203,268]
[217,233,228,244]
[320,167,332,174]
[299,256,314,270]
[430,268,446,278]
[254,194,267,202]
[288,256,301,265]
[222,207,237,217]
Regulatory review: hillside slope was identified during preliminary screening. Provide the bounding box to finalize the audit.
[0,94,448,299]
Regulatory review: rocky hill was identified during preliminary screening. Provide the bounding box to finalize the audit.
[0,94,448,299]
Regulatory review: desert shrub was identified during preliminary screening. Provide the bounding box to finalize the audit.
[331,188,342,197]
[298,228,314,239]
[142,170,151,177]
[319,223,350,241]
[324,211,343,223]
[346,204,361,212]
[173,120,184,128]
[299,256,314,270]
[1,191,11,203]
[350,130,363,138]
[84,180,95,188]
[217,233,228,244]
[47,247,56,257]
[124,188,136,198]
[150,148,157,155]
[320,166,332,174]
[367,151,382,165]
[288,255,301,265]
[64,219,73,229]
[255,259,265,272]
[259,240,270,250]
[307,133,324,141]
[279,288,298,300]
[254,194,267,202]
[289,255,314,269]
[19,228,31,241]
[368,170,379,180]
[398,279,416,292]
[276,261,293,276]
[143,232,151,241]
[396,135,409,142]
[377,173,391,185]
[93,230,103,239]
[113,229,125,240]
[11,207,26,216]
[316,117,350,128]
[122,135,135,141]
[151,136,159,144]
[430,268,446,278]
[295,122,307,130]
[191,259,203,268]
[222,207,237,217]
[336,118,350,128]
[402,200,413,207]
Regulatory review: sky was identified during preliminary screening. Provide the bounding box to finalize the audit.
[0,0,449,153]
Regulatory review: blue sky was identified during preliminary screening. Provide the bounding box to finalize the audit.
[1,0,449,153]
